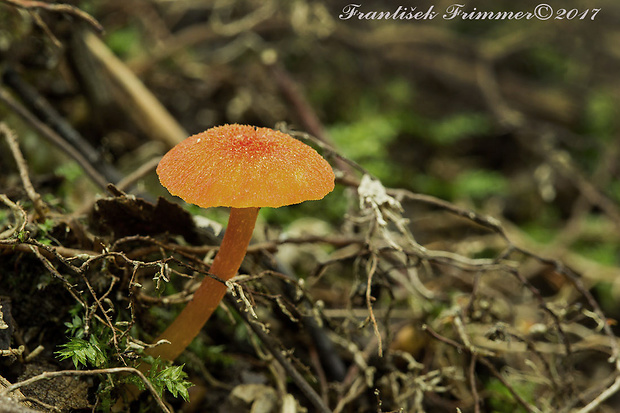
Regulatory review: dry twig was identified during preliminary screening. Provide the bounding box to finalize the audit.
[0,0,103,33]
[1,123,47,217]
[0,367,169,413]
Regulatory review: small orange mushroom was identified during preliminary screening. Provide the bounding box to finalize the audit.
[149,124,334,361]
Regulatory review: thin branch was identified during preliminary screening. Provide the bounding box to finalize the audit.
[0,194,27,240]
[423,324,541,413]
[365,252,383,356]
[116,156,160,192]
[0,0,103,33]
[1,123,47,217]
[477,357,541,413]
[2,69,121,184]
[0,88,109,189]
[469,354,481,413]
[224,294,332,413]
[576,375,620,413]
[0,367,170,413]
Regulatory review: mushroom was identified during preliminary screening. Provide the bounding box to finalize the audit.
[149,124,334,361]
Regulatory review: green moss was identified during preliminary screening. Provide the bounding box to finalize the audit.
[526,46,578,83]
[583,90,618,141]
[572,241,618,267]
[105,26,142,58]
[426,112,492,145]
[452,169,509,200]
[329,114,398,161]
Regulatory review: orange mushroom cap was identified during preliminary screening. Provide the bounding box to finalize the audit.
[157,124,335,208]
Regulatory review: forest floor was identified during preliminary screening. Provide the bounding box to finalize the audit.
[1,1,620,412]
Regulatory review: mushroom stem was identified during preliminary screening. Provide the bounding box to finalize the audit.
[147,207,260,361]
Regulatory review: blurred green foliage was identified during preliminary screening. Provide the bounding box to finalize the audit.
[329,112,400,178]
[105,26,142,58]
[425,112,492,146]
[593,281,619,314]
[486,377,536,413]
[453,169,509,200]
[524,46,578,83]
[583,90,617,141]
